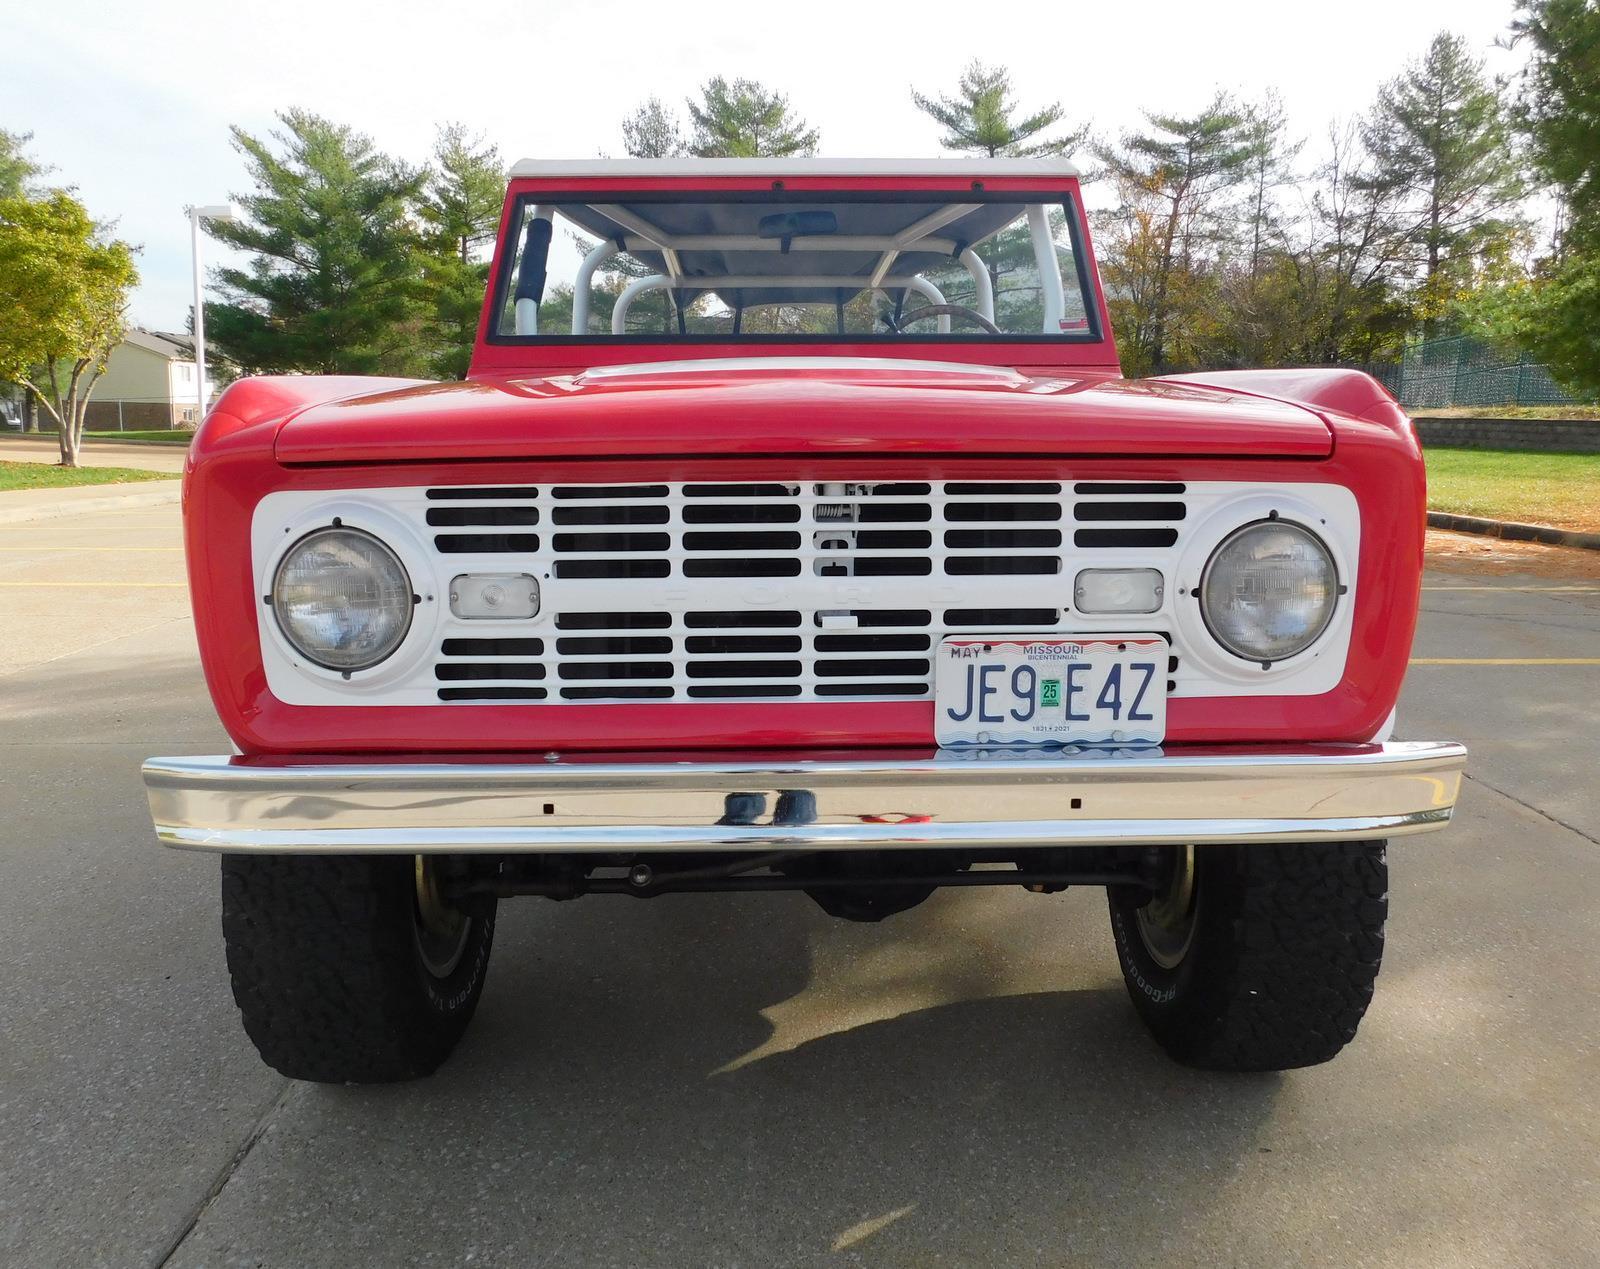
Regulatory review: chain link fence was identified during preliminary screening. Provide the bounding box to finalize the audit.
[1363,335,1591,409]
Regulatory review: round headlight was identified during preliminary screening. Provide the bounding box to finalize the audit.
[1199,520,1338,663]
[271,527,413,671]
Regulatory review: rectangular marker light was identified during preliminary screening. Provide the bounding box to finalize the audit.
[449,573,541,619]
[1074,568,1164,614]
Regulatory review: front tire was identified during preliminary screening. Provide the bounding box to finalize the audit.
[1108,841,1387,1071]
[221,855,495,1083]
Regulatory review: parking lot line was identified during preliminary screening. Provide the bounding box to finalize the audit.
[0,546,183,552]
[1420,585,1600,592]
[1410,657,1600,665]
[0,581,187,589]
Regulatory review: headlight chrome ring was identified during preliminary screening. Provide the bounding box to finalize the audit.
[270,525,415,672]
[1198,518,1339,666]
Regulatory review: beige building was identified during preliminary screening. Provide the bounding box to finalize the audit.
[86,329,218,430]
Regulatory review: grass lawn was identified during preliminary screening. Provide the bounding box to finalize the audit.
[0,461,176,492]
[1426,447,1600,532]
[1415,404,1600,420]
[20,429,193,445]
[85,430,193,445]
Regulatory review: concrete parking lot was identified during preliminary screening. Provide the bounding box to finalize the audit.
[2,501,1597,1267]
[0,434,190,474]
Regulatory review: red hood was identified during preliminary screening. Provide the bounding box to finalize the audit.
[272,358,1335,464]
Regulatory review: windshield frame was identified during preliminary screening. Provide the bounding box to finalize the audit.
[481,184,1107,351]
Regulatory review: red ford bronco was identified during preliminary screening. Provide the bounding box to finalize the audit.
[145,159,1466,1082]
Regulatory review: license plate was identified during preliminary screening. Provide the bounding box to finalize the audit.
[934,635,1167,747]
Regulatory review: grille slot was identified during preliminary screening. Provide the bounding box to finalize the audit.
[688,658,803,679]
[427,486,539,501]
[685,634,804,653]
[1073,501,1186,522]
[557,612,671,630]
[437,686,548,701]
[555,635,673,655]
[688,683,802,698]
[686,611,802,628]
[685,557,802,578]
[554,559,671,579]
[684,482,797,498]
[1075,481,1185,495]
[436,662,544,681]
[552,484,668,500]
[945,608,1061,626]
[435,532,539,554]
[559,661,673,680]
[441,637,544,656]
[553,531,670,553]
[562,685,674,700]
[1074,528,1181,548]
[945,502,1061,522]
[552,505,668,525]
[685,530,802,551]
[427,506,540,527]
[946,555,1059,575]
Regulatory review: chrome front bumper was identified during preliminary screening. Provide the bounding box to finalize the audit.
[142,742,1467,854]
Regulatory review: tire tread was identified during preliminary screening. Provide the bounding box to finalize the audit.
[1111,841,1387,1072]
[221,855,493,1083]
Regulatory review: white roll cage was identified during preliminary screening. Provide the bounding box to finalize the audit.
[512,200,1068,338]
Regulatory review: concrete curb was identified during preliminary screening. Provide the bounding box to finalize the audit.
[1428,510,1600,551]
[0,481,181,525]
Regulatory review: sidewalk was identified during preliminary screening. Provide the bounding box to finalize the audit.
[0,434,188,475]
[0,479,180,525]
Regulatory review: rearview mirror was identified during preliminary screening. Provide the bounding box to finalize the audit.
[757,210,839,249]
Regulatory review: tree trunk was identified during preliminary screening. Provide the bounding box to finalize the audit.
[57,361,88,467]
[1149,196,1185,372]
[22,387,38,433]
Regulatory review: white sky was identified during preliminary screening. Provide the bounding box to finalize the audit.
[1,0,1527,331]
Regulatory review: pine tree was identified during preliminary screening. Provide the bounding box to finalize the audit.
[911,61,1089,158]
[418,124,504,377]
[1095,95,1258,371]
[1360,32,1525,326]
[205,110,428,376]
[621,97,686,159]
[1239,92,1302,280]
[685,77,819,158]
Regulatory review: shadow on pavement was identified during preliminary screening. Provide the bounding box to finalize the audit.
[163,886,1283,1266]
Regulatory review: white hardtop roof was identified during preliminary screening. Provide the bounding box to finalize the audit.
[508,156,1081,180]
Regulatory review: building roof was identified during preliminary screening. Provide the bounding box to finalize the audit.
[121,329,192,360]
[508,157,1081,180]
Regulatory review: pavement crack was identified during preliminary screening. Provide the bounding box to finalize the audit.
[1462,771,1600,848]
[152,1079,296,1268]
[0,616,195,680]
[1416,606,1600,634]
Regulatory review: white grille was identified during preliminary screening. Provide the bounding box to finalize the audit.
[252,479,1360,707]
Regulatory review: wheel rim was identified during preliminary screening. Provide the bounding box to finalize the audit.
[412,856,472,979]
[1135,845,1199,970]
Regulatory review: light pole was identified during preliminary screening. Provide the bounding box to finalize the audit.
[188,203,239,424]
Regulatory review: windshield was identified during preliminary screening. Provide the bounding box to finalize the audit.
[491,191,1098,342]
